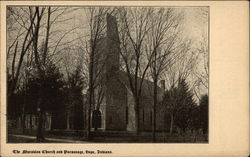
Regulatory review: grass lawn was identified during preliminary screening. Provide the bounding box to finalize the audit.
[8,135,69,143]
[8,128,208,143]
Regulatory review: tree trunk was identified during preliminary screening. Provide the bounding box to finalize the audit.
[152,79,157,142]
[21,112,25,134]
[21,103,26,134]
[50,113,54,131]
[87,91,93,138]
[87,47,94,140]
[30,115,32,129]
[134,98,140,135]
[170,113,174,135]
[36,76,45,142]
[36,110,44,142]
[66,112,70,130]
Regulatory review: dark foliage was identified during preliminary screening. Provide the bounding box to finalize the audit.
[64,65,85,130]
[174,79,196,132]
[162,78,198,133]
[199,94,208,134]
[26,62,65,113]
[7,62,66,117]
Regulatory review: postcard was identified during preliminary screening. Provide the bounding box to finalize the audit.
[0,1,249,157]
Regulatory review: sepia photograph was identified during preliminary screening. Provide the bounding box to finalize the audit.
[6,6,209,143]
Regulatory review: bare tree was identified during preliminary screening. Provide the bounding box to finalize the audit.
[7,6,78,100]
[6,7,41,135]
[145,8,184,142]
[162,39,197,134]
[191,8,209,100]
[7,7,37,97]
[117,7,155,134]
[60,47,85,130]
[26,6,79,141]
[83,7,115,139]
[193,33,208,90]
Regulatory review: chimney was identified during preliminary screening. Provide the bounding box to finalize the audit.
[160,80,165,91]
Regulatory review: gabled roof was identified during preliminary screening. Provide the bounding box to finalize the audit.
[116,70,164,101]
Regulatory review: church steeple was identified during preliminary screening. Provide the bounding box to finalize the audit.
[93,13,120,79]
[105,13,120,73]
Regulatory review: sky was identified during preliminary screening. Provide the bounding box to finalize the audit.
[7,6,209,101]
[183,7,208,41]
[55,6,209,69]
[52,6,209,47]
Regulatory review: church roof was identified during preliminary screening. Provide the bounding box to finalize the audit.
[116,70,164,101]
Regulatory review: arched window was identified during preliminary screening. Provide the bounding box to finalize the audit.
[92,110,102,129]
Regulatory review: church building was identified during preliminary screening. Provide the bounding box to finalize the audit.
[91,14,168,132]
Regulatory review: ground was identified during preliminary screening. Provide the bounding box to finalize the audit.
[8,134,90,143]
[8,129,208,143]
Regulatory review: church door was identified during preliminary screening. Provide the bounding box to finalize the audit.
[92,110,102,130]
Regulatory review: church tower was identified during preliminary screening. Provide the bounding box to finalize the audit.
[103,14,127,131]
[92,13,127,131]
[105,13,120,73]
[93,14,120,81]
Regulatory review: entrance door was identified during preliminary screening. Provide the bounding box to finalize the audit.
[92,110,102,129]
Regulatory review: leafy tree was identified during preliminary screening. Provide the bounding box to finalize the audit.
[16,62,66,131]
[174,79,196,132]
[24,62,65,113]
[199,94,208,134]
[189,104,201,131]
[7,82,24,119]
[162,78,196,134]
[7,62,66,132]
[162,86,178,134]
[64,65,85,130]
